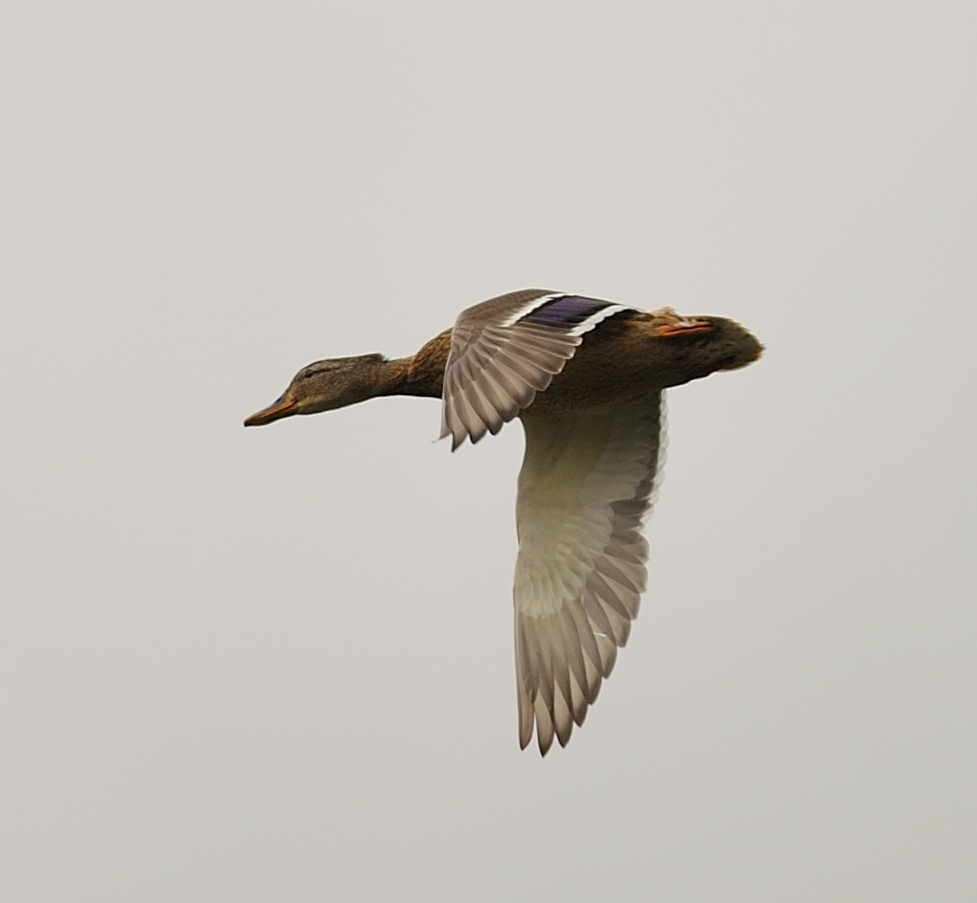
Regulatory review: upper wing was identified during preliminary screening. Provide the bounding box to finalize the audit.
[513,394,665,754]
[440,290,632,449]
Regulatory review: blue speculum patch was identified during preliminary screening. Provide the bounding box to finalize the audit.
[520,295,611,329]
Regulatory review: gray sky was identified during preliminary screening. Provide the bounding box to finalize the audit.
[2,1,975,900]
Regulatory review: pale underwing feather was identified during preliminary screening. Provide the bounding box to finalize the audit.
[439,290,663,754]
[513,395,665,753]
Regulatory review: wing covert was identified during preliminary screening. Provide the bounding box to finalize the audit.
[440,290,632,449]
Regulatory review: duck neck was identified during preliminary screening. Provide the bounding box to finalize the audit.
[375,329,451,400]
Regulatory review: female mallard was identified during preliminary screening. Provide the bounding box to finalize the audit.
[245,289,762,754]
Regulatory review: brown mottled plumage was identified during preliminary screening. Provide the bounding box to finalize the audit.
[246,306,759,426]
[245,289,762,754]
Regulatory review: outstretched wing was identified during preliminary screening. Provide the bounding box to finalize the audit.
[513,395,665,754]
[440,290,632,449]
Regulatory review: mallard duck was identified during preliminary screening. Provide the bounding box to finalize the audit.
[245,289,762,754]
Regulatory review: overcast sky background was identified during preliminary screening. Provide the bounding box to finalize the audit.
[2,1,975,900]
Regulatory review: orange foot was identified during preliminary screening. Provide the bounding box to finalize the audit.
[654,320,713,338]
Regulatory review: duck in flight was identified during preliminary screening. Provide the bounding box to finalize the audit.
[245,289,762,754]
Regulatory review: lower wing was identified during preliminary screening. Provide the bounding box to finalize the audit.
[513,393,665,754]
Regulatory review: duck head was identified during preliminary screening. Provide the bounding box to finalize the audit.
[244,353,390,426]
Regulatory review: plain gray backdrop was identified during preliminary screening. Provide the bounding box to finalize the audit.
[2,1,975,900]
